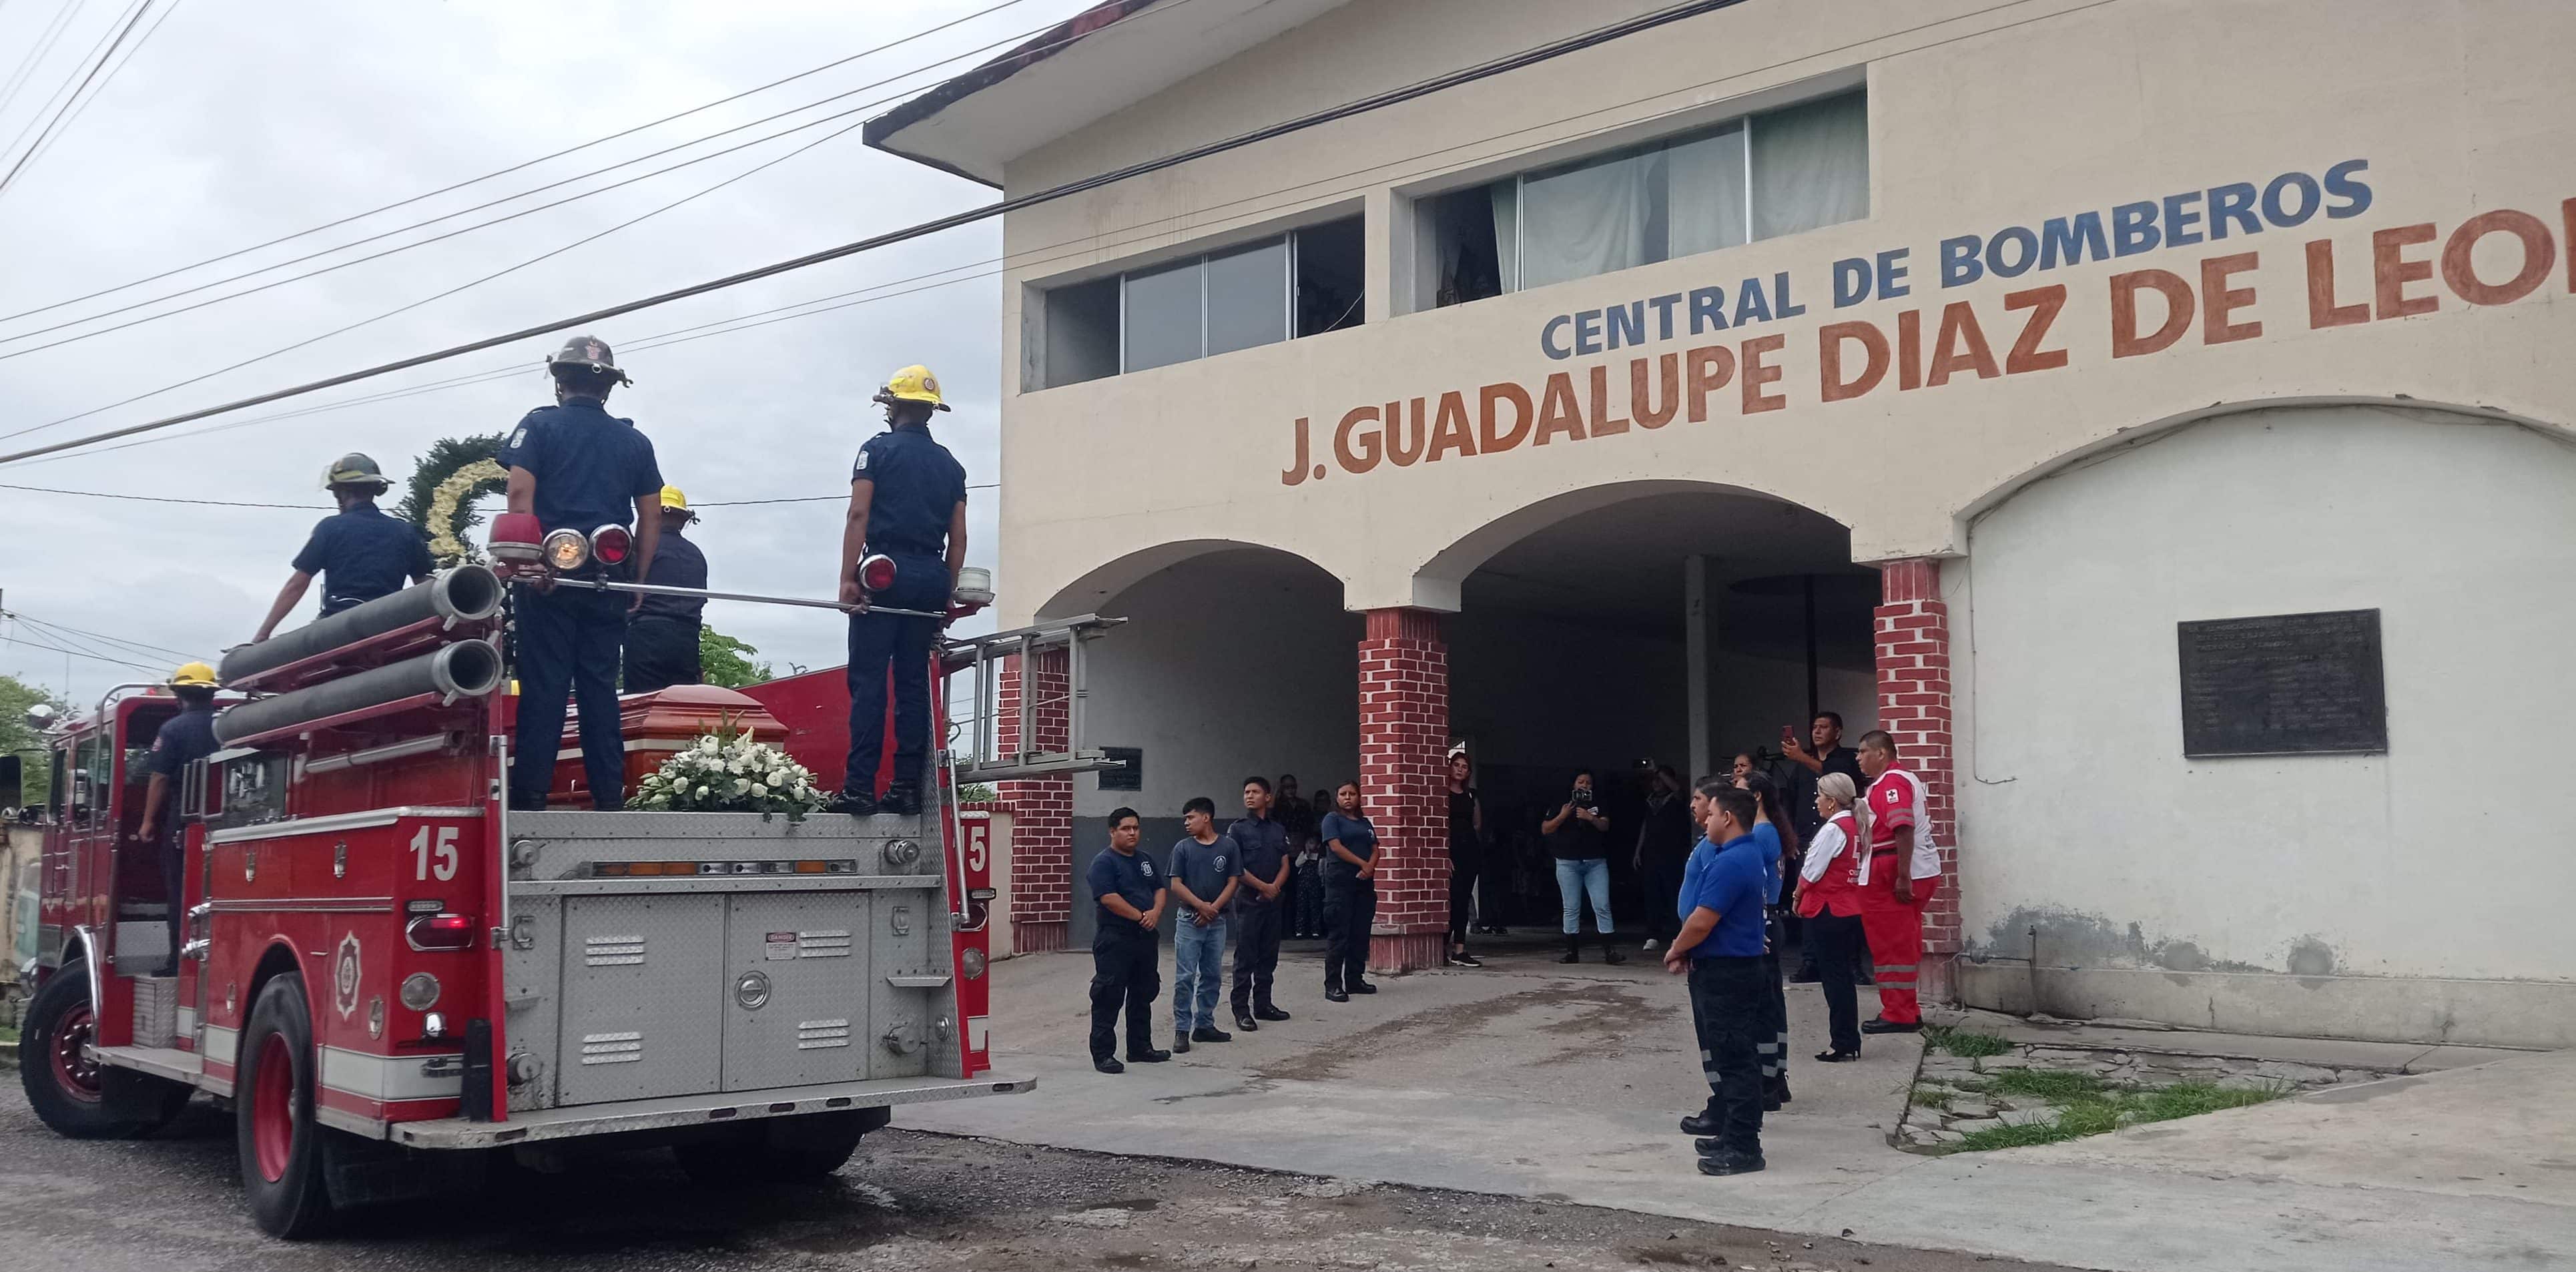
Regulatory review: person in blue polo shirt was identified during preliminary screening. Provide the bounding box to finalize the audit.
[251,452,434,643]
[1664,782,1771,1177]
[1086,808,1170,1073]
[500,335,663,812]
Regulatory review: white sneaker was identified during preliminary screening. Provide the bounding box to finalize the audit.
[1642,938,1661,952]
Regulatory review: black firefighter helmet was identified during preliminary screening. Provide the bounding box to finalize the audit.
[545,334,633,386]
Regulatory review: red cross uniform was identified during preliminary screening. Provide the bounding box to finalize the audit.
[1859,766,1942,1025]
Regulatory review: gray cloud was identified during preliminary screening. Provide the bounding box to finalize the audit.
[0,0,1093,705]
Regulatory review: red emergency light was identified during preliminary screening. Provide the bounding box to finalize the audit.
[488,512,544,571]
[404,912,478,952]
[858,553,897,593]
[589,524,631,566]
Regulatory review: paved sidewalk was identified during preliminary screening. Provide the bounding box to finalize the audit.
[914,946,2576,1272]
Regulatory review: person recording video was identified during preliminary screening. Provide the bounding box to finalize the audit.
[1542,769,1622,965]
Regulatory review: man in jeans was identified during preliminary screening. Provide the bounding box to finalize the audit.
[1085,809,1169,1073]
[1666,783,1771,1177]
[1541,769,1623,965]
[1226,777,1293,1032]
[1167,797,1240,1052]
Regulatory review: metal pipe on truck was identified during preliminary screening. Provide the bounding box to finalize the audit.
[215,640,503,745]
[216,565,503,686]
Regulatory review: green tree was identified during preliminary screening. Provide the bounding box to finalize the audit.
[699,627,773,688]
[0,673,68,811]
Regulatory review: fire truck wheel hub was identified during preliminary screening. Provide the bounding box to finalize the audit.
[49,1004,101,1103]
[252,1034,298,1183]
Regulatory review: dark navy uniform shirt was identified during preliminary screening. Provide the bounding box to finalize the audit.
[1086,846,1163,930]
[632,528,706,622]
[291,503,432,615]
[1319,812,1377,884]
[499,396,664,537]
[1223,814,1289,908]
[852,424,966,559]
[145,707,220,842]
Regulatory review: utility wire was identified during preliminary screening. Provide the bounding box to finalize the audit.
[0,0,84,126]
[13,0,180,178]
[0,0,1153,353]
[30,109,878,436]
[8,0,2092,471]
[0,0,1042,325]
[11,611,204,662]
[1,635,164,673]
[0,0,153,198]
[0,0,1753,468]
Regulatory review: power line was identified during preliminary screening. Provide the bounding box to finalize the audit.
[1,635,165,673]
[0,0,154,198]
[0,1,1753,468]
[27,109,879,436]
[10,611,204,662]
[13,0,181,179]
[0,0,1159,357]
[0,0,1043,326]
[0,0,84,127]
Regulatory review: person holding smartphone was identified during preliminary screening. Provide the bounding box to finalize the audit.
[1542,770,1623,965]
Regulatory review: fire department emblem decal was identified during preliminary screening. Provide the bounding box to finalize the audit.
[334,932,363,1020]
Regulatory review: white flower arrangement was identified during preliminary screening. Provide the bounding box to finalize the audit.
[633,723,828,822]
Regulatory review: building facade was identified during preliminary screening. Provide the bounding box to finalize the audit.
[868,0,2576,1047]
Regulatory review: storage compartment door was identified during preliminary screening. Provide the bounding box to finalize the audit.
[721,892,872,1092]
[555,894,725,1105]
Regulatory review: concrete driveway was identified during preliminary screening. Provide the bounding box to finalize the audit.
[914,940,2576,1272]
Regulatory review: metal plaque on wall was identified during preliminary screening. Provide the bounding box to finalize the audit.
[2176,609,2386,757]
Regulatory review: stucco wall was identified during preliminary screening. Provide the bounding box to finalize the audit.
[984,0,2576,623]
[1951,404,2576,989]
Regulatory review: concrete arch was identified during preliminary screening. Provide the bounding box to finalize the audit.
[1408,478,1852,612]
[1037,537,1346,620]
[1955,394,2576,539]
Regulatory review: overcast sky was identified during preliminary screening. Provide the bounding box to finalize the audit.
[0,0,1099,707]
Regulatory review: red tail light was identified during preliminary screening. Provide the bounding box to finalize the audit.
[406,913,478,952]
[589,524,632,565]
[489,512,545,567]
[859,554,897,593]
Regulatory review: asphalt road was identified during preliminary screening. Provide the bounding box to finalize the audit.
[0,1085,2082,1272]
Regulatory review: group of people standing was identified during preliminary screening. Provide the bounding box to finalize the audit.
[1670,725,1942,1177]
[1083,776,1385,1072]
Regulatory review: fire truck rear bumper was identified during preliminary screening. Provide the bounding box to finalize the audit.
[386,1072,1036,1150]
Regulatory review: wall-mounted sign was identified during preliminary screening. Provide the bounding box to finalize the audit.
[1098,746,1143,791]
[2177,609,2386,757]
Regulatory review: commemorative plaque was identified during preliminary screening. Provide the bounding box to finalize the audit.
[2176,609,2386,757]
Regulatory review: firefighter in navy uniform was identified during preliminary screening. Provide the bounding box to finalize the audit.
[133,663,220,976]
[500,336,664,811]
[622,485,707,695]
[830,364,969,818]
[250,452,434,642]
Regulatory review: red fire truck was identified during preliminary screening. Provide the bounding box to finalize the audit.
[15,515,1115,1237]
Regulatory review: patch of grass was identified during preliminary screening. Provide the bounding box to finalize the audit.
[1924,1026,2012,1058]
[1943,1078,2292,1154]
[1981,1067,2112,1102]
[1909,1085,1955,1112]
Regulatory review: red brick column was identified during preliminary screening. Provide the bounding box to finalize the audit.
[1358,608,1450,973]
[996,650,1072,955]
[1874,559,1957,1002]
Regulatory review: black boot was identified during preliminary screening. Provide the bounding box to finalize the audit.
[878,783,922,816]
[1600,935,1626,966]
[1559,934,1581,964]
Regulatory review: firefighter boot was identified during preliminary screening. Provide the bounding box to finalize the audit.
[880,783,923,817]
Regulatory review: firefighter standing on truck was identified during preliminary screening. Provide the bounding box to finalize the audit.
[250,452,434,642]
[623,485,707,694]
[133,662,220,976]
[831,364,968,818]
[501,335,663,811]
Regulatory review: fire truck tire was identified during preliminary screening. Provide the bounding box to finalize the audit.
[21,960,159,1139]
[671,1110,873,1185]
[235,974,336,1239]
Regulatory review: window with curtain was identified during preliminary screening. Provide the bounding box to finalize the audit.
[1419,87,1866,309]
[1036,216,1366,388]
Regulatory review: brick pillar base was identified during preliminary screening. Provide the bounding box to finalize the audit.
[1358,608,1450,975]
[1875,559,1957,1004]
[996,650,1073,958]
